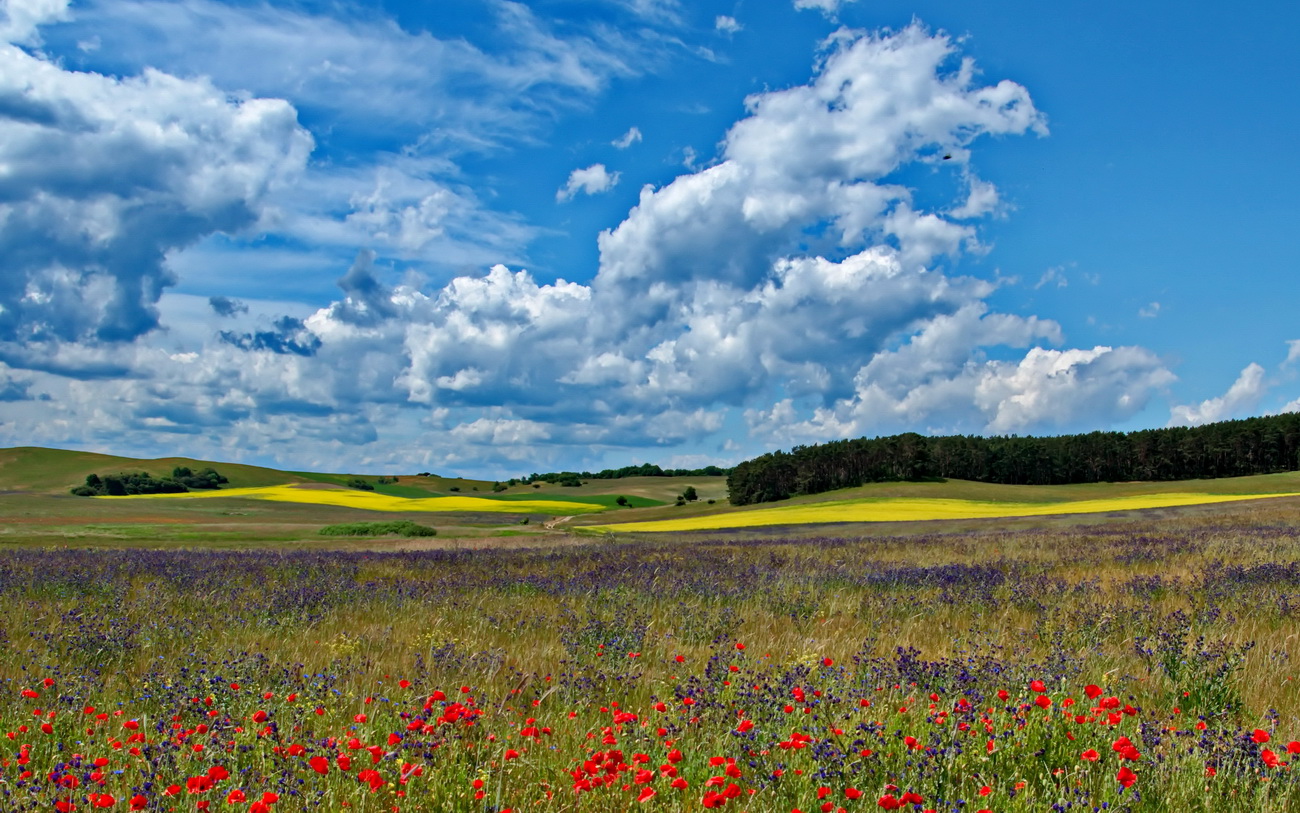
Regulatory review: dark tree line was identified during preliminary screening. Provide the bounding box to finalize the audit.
[518,463,730,488]
[727,413,1300,505]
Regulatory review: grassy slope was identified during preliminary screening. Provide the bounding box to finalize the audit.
[0,447,717,547]
[9,445,1300,542]
[569,471,1300,528]
[0,447,710,504]
[0,447,311,493]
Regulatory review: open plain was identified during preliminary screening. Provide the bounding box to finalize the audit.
[4,450,1300,811]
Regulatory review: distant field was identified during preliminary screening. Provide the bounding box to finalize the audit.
[103,484,604,514]
[590,490,1300,532]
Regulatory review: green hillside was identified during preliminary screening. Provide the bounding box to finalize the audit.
[0,447,311,494]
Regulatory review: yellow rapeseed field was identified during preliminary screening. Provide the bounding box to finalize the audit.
[590,491,1300,532]
[99,484,602,514]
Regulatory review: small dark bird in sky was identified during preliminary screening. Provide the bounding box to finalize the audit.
[942,154,952,160]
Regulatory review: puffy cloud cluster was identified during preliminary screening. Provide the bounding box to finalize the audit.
[596,25,1044,295]
[0,31,311,352]
[557,164,621,202]
[0,21,1186,472]
[1168,362,1267,426]
[0,0,69,44]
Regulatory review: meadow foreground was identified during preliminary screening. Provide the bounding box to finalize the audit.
[3,500,1300,811]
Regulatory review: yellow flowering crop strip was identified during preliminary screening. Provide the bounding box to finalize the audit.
[590,491,1300,532]
[98,484,603,514]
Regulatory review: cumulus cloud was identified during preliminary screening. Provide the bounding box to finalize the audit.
[0,0,69,45]
[612,126,642,149]
[1169,363,1267,426]
[0,36,311,351]
[1139,302,1161,318]
[715,15,741,34]
[596,24,1046,295]
[557,164,621,201]
[949,174,1000,219]
[0,23,1181,473]
[793,0,857,18]
[1284,339,1300,367]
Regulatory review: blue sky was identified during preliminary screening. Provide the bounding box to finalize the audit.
[1,0,1297,476]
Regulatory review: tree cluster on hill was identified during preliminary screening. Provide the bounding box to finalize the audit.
[518,463,729,488]
[727,414,1300,506]
[70,466,228,497]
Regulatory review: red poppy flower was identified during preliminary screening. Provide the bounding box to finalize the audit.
[1116,766,1137,788]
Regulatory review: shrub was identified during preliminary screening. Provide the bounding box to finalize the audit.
[318,521,436,537]
[71,470,209,497]
[346,478,375,491]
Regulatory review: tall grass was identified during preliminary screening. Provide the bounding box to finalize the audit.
[3,504,1300,810]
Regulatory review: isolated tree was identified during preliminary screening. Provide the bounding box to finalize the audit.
[615,496,629,507]
[682,486,698,502]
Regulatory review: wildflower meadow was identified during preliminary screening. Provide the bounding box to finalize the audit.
[4,500,1300,812]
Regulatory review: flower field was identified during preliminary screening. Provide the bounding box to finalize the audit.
[590,492,1300,533]
[4,502,1300,811]
[99,485,602,515]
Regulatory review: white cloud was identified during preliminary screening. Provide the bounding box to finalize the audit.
[67,0,644,150]
[452,417,550,446]
[948,174,1000,219]
[1169,362,1267,426]
[976,346,1175,434]
[0,22,1180,475]
[557,164,621,201]
[715,15,741,34]
[749,343,1174,443]
[0,38,312,349]
[1035,267,1068,289]
[0,0,69,45]
[612,126,643,149]
[1284,339,1300,367]
[1139,301,1161,318]
[596,24,1045,295]
[792,0,857,18]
